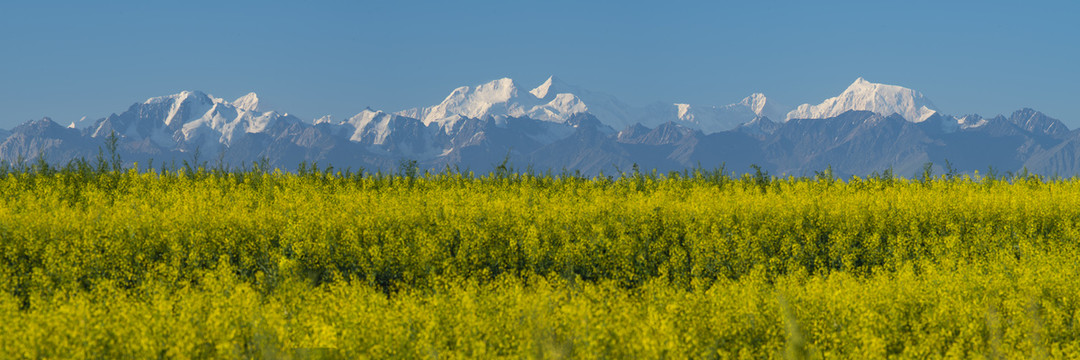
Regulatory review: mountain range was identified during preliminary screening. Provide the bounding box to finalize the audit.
[3,77,1078,177]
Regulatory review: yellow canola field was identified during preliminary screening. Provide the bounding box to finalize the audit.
[0,168,1078,358]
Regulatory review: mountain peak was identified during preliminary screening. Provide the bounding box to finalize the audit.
[488,77,519,90]
[787,78,938,122]
[1010,107,1040,117]
[417,76,589,126]
[358,107,381,116]
[1006,108,1069,138]
[738,93,768,115]
[232,92,260,111]
[469,77,520,103]
[144,90,212,105]
[529,75,565,99]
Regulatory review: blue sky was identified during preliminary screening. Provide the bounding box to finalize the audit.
[1,0,1077,128]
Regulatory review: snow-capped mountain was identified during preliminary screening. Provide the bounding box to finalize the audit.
[527,76,640,130]
[331,108,440,157]
[397,76,783,134]
[786,77,938,122]
[664,93,786,134]
[232,92,261,112]
[955,114,988,129]
[395,77,592,129]
[3,76,1078,177]
[89,90,301,150]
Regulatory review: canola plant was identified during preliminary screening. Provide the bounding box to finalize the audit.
[0,160,1078,358]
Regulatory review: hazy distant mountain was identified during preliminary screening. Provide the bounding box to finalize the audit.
[736,116,781,139]
[1025,132,1080,176]
[661,93,787,134]
[0,117,94,165]
[766,111,936,176]
[1,77,1076,176]
[1006,108,1071,140]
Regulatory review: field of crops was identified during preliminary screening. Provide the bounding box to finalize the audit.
[1,161,1079,358]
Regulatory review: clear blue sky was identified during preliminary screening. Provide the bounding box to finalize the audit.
[1,0,1078,128]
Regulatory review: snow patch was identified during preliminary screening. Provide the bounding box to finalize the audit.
[232,92,260,111]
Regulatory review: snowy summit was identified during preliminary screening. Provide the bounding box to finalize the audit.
[786,77,938,122]
[394,77,592,128]
[232,92,261,112]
